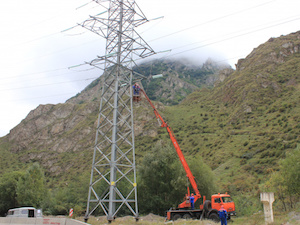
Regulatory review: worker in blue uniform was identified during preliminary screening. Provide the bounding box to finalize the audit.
[133,83,140,95]
[219,204,227,225]
[190,193,195,210]
[133,83,137,95]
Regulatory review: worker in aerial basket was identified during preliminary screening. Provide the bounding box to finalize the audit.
[218,204,228,225]
[135,83,140,95]
[132,83,136,94]
[132,83,140,95]
[190,193,195,210]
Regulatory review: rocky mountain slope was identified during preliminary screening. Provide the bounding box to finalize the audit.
[0,30,299,200]
[0,58,228,181]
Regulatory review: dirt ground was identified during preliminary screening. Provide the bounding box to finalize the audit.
[78,211,300,225]
[82,214,219,225]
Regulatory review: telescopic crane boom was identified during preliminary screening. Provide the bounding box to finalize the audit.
[138,87,236,221]
[140,88,200,208]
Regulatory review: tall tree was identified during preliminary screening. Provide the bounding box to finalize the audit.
[187,155,217,198]
[137,142,186,215]
[264,145,300,210]
[49,174,89,216]
[280,145,300,208]
[281,145,300,197]
[0,171,24,216]
[16,163,48,208]
[137,141,218,215]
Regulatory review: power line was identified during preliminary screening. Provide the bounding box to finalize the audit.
[0,67,67,81]
[5,0,274,51]
[1,1,298,89]
[0,59,97,83]
[149,0,277,43]
[3,10,296,86]
[3,12,298,86]
[163,16,300,59]
[0,69,95,86]
[2,9,295,94]
[1,0,276,64]
[168,14,300,52]
[0,0,279,72]
[1,0,97,50]
[0,76,99,92]
[22,0,88,29]
[4,92,79,103]
[76,1,94,10]
[16,38,100,65]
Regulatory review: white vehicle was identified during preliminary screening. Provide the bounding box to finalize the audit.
[6,207,43,218]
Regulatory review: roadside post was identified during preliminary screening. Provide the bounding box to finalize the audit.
[260,192,274,224]
[69,208,74,218]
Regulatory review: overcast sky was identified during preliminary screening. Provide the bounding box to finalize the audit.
[0,0,299,137]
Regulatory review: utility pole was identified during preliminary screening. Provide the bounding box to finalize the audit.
[79,0,155,222]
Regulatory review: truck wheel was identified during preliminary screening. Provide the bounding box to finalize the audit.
[208,212,220,222]
[204,200,212,212]
[182,214,191,220]
[172,214,181,221]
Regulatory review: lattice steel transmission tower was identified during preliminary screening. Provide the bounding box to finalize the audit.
[80,0,155,222]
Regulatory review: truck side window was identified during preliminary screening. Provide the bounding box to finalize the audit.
[222,197,233,203]
[214,198,221,203]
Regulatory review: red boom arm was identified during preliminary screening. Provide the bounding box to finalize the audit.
[140,89,201,208]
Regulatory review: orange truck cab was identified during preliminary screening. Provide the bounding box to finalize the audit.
[211,193,236,219]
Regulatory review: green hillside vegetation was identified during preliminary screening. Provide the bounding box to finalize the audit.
[0,31,299,222]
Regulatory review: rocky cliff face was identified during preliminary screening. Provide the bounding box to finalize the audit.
[4,101,97,176]
[236,31,300,71]
[215,31,300,117]
[8,103,96,153]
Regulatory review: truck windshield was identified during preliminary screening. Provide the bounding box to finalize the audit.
[222,197,233,203]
